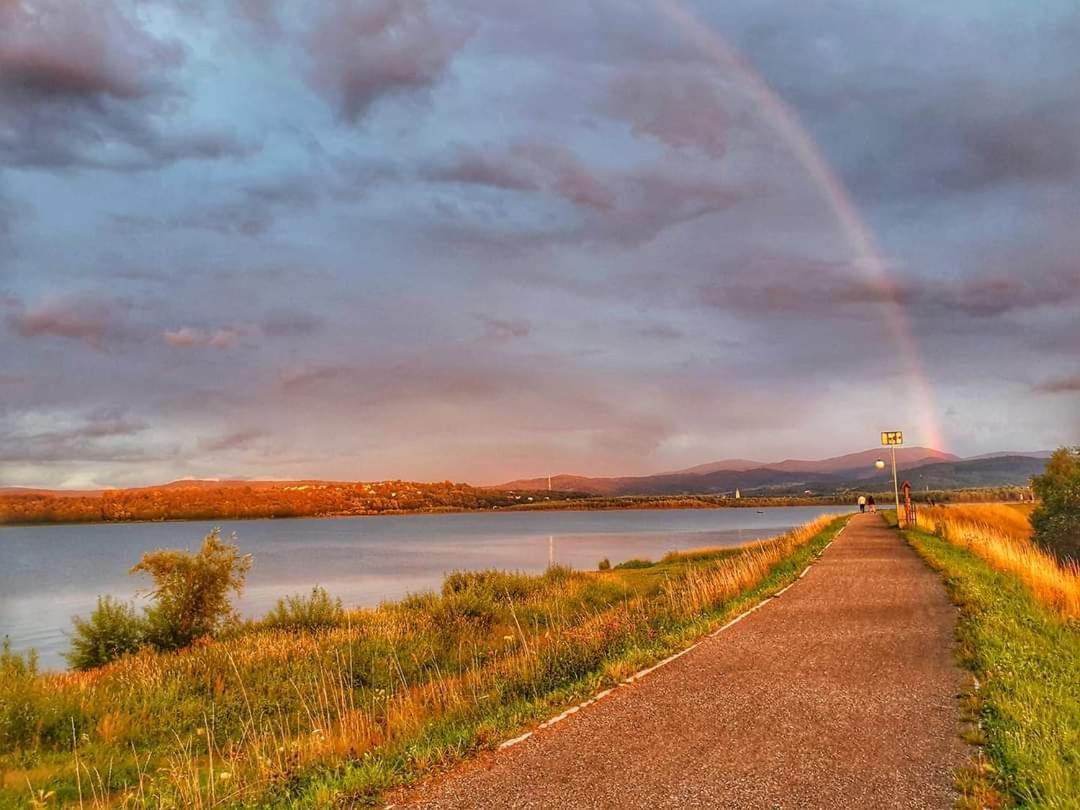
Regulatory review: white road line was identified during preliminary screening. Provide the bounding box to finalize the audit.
[498,730,534,750]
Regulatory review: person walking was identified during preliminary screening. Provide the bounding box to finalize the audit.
[868,495,876,513]
[858,495,867,513]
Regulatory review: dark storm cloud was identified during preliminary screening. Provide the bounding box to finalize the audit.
[304,0,469,123]
[0,0,254,170]
[727,3,1080,202]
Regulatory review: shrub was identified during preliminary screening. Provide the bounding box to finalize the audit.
[432,592,501,630]
[598,558,611,571]
[67,596,147,670]
[442,570,534,600]
[1031,448,1080,562]
[265,587,344,631]
[132,528,252,650]
[542,564,573,584]
[613,558,654,570]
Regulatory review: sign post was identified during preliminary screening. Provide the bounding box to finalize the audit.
[881,431,904,527]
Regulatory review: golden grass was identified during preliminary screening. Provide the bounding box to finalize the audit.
[916,504,1080,620]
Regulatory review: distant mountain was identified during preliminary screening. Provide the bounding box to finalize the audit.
[498,448,1043,496]
[864,455,1047,490]
[659,447,958,477]
[670,458,768,475]
[962,451,1053,461]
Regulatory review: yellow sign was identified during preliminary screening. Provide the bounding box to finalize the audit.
[881,431,904,446]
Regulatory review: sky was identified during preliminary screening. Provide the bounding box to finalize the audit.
[1,0,1079,489]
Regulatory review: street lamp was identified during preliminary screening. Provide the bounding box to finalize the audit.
[874,459,886,471]
[881,431,904,526]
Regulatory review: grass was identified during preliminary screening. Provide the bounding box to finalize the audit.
[904,514,1080,808]
[1,514,847,808]
[915,505,1080,620]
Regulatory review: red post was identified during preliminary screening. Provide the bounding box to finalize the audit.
[902,480,915,527]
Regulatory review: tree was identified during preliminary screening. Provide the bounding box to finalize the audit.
[66,596,146,671]
[131,529,252,650]
[1030,448,1080,562]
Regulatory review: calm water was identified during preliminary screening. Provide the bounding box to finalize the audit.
[0,506,846,669]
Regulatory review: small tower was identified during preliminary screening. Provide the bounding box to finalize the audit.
[735,488,741,500]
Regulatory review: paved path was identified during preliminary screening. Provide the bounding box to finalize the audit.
[394,513,966,809]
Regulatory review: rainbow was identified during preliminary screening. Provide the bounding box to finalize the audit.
[654,0,945,451]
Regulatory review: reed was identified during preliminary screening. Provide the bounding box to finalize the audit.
[916,504,1080,620]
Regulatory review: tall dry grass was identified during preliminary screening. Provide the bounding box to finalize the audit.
[916,504,1080,620]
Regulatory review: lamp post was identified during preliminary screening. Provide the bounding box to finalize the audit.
[880,431,904,526]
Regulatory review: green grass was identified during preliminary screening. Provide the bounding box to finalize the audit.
[905,527,1080,808]
[0,516,847,808]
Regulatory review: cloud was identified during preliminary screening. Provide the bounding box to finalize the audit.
[261,309,324,337]
[201,428,267,452]
[420,142,741,251]
[637,323,685,341]
[162,325,249,349]
[118,174,320,237]
[0,0,254,169]
[279,364,353,392]
[730,4,1080,202]
[423,144,539,191]
[695,257,1080,322]
[512,142,615,210]
[1035,376,1080,394]
[7,295,134,350]
[305,0,469,123]
[608,70,731,158]
[162,327,201,347]
[474,314,531,339]
[0,406,157,465]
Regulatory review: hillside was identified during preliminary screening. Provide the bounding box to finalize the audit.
[499,451,1046,496]
[0,480,574,525]
[671,447,958,476]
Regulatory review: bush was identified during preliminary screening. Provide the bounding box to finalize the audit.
[598,558,611,571]
[265,587,344,631]
[67,596,147,671]
[613,558,654,570]
[132,528,252,651]
[442,570,535,600]
[542,564,573,584]
[1031,448,1080,562]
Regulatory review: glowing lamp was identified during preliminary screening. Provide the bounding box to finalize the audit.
[874,459,886,470]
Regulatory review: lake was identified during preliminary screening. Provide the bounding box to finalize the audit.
[0,505,848,669]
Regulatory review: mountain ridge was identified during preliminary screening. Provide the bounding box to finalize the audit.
[497,449,1049,495]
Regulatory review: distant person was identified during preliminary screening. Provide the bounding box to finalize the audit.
[858,495,867,513]
[868,495,876,513]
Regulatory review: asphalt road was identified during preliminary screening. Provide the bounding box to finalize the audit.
[393,513,966,809]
